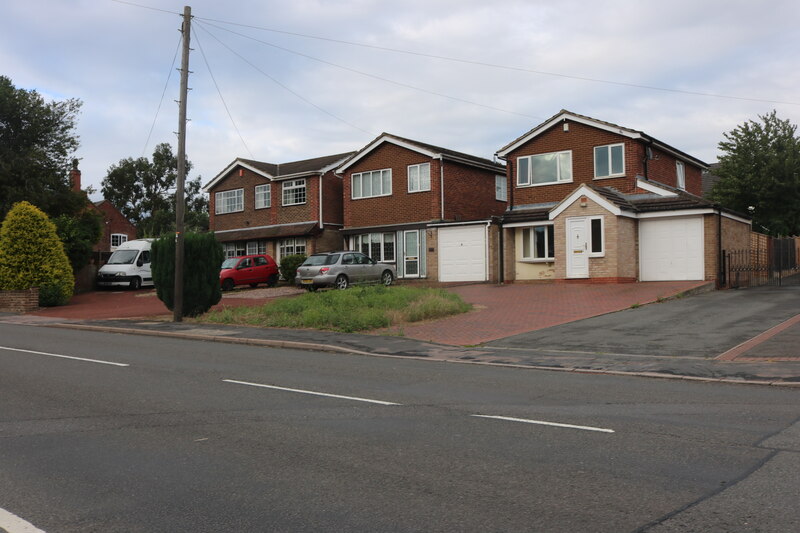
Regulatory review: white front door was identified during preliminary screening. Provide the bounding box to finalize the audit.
[403,230,420,278]
[566,217,589,279]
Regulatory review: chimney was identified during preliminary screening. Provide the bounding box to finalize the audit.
[69,159,81,192]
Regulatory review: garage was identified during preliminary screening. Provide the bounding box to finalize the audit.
[639,216,704,281]
[438,225,487,282]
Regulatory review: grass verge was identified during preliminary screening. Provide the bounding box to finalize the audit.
[201,285,471,333]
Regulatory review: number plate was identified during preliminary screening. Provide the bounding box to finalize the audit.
[301,279,314,285]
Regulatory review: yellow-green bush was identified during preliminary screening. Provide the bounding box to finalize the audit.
[0,201,74,306]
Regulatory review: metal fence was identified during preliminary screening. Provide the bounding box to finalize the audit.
[724,238,800,288]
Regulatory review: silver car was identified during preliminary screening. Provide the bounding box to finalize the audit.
[295,251,396,291]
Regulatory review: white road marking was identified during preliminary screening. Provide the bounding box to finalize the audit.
[0,507,46,533]
[471,414,615,433]
[0,346,129,367]
[223,379,401,406]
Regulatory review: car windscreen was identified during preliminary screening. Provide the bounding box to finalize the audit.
[220,258,238,269]
[106,250,139,265]
[303,254,340,266]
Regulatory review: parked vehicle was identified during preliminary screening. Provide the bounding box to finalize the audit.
[295,251,396,291]
[96,239,154,290]
[220,254,279,290]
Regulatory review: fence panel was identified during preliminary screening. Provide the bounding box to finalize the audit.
[725,237,800,288]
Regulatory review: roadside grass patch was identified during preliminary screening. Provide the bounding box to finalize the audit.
[201,285,471,333]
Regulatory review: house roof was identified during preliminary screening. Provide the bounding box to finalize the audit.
[337,132,506,174]
[212,222,320,243]
[495,109,708,169]
[202,152,356,192]
[702,162,722,198]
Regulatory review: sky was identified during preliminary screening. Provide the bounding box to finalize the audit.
[2,0,799,201]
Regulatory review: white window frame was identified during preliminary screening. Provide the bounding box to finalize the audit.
[110,233,128,248]
[594,143,626,179]
[282,179,306,206]
[255,184,271,209]
[407,163,431,193]
[676,160,686,190]
[215,188,244,214]
[353,232,395,262]
[352,169,392,199]
[517,151,572,187]
[495,175,507,201]
[588,216,605,257]
[279,237,306,257]
[521,224,555,261]
[223,242,245,258]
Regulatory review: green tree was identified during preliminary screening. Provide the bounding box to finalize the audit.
[710,111,800,236]
[0,76,83,220]
[0,201,74,306]
[53,209,103,273]
[101,143,209,238]
[151,232,223,318]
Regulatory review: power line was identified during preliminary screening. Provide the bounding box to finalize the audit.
[193,27,255,159]
[110,0,180,16]
[141,34,182,158]
[194,21,375,137]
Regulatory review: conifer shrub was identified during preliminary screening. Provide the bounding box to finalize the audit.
[151,232,223,317]
[0,201,74,306]
[279,253,307,283]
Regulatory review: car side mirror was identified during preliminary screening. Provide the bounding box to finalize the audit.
[136,258,144,267]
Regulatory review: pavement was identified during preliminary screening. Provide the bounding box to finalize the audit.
[2,281,799,386]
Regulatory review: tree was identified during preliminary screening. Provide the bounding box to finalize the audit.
[151,232,223,317]
[101,143,209,238]
[710,111,800,236]
[0,76,83,221]
[53,209,103,273]
[0,201,74,306]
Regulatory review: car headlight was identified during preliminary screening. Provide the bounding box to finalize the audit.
[115,272,125,277]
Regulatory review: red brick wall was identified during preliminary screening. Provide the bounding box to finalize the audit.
[92,201,138,251]
[0,288,39,313]
[320,170,343,226]
[442,161,506,221]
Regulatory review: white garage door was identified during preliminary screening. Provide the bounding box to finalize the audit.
[639,217,704,281]
[438,225,487,282]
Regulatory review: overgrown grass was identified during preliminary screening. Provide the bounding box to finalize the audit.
[201,285,472,333]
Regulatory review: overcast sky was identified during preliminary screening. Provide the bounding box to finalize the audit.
[3,0,799,200]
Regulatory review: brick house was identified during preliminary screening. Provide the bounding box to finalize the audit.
[337,133,507,282]
[496,110,751,283]
[203,152,355,262]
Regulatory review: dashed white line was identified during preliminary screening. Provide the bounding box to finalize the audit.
[222,379,401,406]
[471,414,615,433]
[0,507,46,533]
[0,346,129,367]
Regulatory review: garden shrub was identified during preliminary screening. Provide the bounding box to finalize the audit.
[0,201,73,306]
[279,253,306,282]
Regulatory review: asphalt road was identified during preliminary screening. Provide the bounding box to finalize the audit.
[1,323,799,532]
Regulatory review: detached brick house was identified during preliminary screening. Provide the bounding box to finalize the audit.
[203,152,355,261]
[337,133,507,282]
[496,110,751,283]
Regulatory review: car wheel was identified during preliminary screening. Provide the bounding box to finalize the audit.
[381,270,394,286]
[222,278,235,291]
[267,274,278,287]
[250,283,259,288]
[129,277,141,290]
[305,285,318,292]
[335,274,349,290]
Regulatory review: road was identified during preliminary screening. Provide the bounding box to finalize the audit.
[1,323,799,532]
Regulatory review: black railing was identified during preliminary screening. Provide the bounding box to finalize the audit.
[725,238,800,288]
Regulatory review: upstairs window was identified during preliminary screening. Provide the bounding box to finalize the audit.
[111,234,128,248]
[352,169,392,199]
[215,189,244,214]
[255,184,271,209]
[594,144,625,178]
[495,175,507,201]
[676,160,686,190]
[282,179,306,206]
[517,151,572,186]
[407,163,431,193]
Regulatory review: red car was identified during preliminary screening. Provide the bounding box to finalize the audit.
[219,254,279,290]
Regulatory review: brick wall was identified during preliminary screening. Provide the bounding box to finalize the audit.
[93,201,138,251]
[442,161,507,221]
[312,228,344,254]
[0,288,38,313]
[321,171,343,225]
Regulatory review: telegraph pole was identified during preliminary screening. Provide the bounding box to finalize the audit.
[174,5,191,322]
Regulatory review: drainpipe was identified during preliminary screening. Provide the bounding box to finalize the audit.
[717,205,724,288]
[440,159,445,220]
[318,173,323,228]
[497,217,504,284]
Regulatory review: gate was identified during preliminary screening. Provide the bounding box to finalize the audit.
[724,237,800,288]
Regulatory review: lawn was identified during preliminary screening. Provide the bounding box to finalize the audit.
[201,285,471,333]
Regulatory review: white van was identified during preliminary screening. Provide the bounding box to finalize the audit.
[96,239,154,290]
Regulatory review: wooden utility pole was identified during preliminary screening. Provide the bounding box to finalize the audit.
[174,5,191,322]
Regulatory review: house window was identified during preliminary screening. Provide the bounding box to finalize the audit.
[521,225,555,260]
[282,179,306,206]
[352,169,392,199]
[255,184,271,209]
[676,161,686,190]
[495,175,507,201]
[517,151,572,186]
[215,189,244,214]
[246,241,259,255]
[223,242,245,258]
[594,144,625,178]
[590,217,604,255]
[110,234,128,248]
[407,163,431,193]
[279,237,306,257]
[353,232,395,262]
